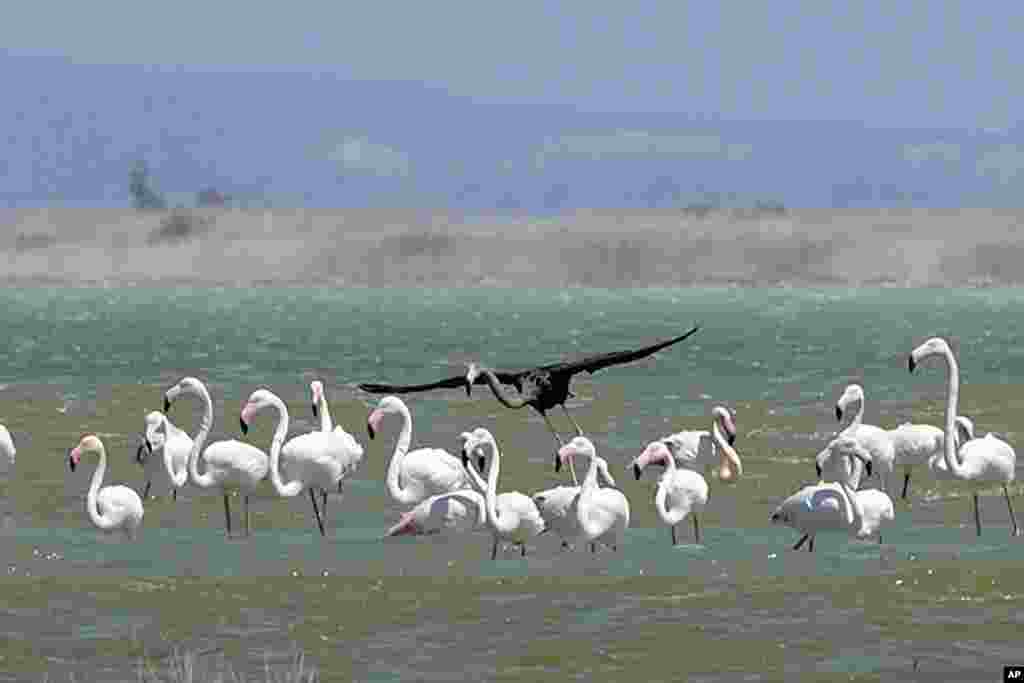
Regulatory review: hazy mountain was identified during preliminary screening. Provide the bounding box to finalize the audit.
[3,54,1022,210]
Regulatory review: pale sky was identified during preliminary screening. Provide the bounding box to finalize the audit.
[4,0,1022,128]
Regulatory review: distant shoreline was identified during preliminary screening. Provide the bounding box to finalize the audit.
[2,208,1022,288]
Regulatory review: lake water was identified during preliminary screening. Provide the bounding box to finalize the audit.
[0,286,1021,681]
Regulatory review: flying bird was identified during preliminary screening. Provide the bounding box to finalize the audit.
[358,324,701,454]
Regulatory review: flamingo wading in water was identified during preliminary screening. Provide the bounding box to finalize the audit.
[68,434,144,539]
[909,337,1020,537]
[137,410,191,501]
[308,380,365,521]
[164,377,269,538]
[557,436,630,553]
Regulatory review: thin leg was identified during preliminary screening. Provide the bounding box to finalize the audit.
[491,537,499,561]
[561,540,571,551]
[901,472,911,500]
[693,514,701,545]
[973,493,982,537]
[143,481,151,500]
[520,543,526,557]
[1004,485,1020,537]
[808,536,815,553]
[878,534,883,545]
[321,490,329,524]
[590,542,596,553]
[172,488,177,502]
[671,524,677,546]
[223,493,232,538]
[561,404,584,437]
[543,413,577,485]
[309,488,326,537]
[792,534,808,551]
[245,495,251,537]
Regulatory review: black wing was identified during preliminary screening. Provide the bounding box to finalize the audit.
[358,367,520,394]
[542,323,701,376]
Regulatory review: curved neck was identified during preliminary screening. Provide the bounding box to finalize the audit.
[711,421,742,481]
[85,445,118,530]
[836,479,864,534]
[478,439,517,536]
[654,474,689,526]
[841,396,864,433]
[385,402,421,504]
[481,371,528,408]
[267,395,302,497]
[162,419,188,488]
[186,381,217,488]
[318,394,333,432]
[938,346,969,478]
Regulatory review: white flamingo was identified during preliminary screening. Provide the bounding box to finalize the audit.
[240,388,359,536]
[816,384,895,494]
[68,434,144,538]
[0,424,15,467]
[461,427,546,559]
[137,410,191,501]
[384,489,488,537]
[909,337,1020,537]
[661,405,739,477]
[366,396,472,505]
[557,436,630,552]
[163,377,269,538]
[306,380,365,525]
[632,440,709,545]
[887,415,974,500]
[531,458,617,551]
[772,440,875,552]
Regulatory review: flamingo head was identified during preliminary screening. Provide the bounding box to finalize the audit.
[239,389,277,435]
[163,376,204,413]
[464,363,481,397]
[69,434,102,472]
[557,435,595,474]
[367,396,403,440]
[142,411,165,458]
[310,380,324,418]
[713,405,738,446]
[909,337,951,374]
[835,384,864,422]
[460,428,492,473]
[633,441,671,480]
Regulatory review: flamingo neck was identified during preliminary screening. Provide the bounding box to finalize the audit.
[85,444,118,530]
[939,346,968,479]
[481,439,516,536]
[267,395,302,497]
[481,370,528,408]
[384,402,420,504]
[836,478,864,534]
[842,396,865,433]
[162,418,188,489]
[186,381,217,489]
[576,451,608,537]
[318,394,333,432]
[711,420,742,482]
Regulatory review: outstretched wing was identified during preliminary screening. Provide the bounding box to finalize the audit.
[542,324,701,376]
[358,368,522,395]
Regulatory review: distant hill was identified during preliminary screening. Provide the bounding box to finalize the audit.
[3,54,1023,209]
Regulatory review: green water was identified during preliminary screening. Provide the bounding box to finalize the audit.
[1,286,1022,681]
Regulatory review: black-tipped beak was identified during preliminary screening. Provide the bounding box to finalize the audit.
[367,423,376,440]
[337,480,344,494]
[163,397,171,412]
[728,433,736,446]
[461,446,470,469]
[633,463,642,480]
[908,355,916,373]
[312,403,318,418]
[835,405,843,422]
[68,453,76,472]
[865,460,873,478]
[477,455,486,472]
[815,463,822,478]
[240,417,248,435]
[770,512,780,522]
[136,442,145,464]
[554,453,562,473]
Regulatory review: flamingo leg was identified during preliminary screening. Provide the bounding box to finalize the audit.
[143,481,151,500]
[792,534,808,551]
[543,413,577,485]
[560,404,584,437]
[671,524,677,546]
[901,472,911,500]
[693,514,701,545]
[223,493,232,538]
[172,488,177,502]
[245,495,251,537]
[491,537,499,561]
[520,543,526,557]
[973,493,982,537]
[808,536,815,553]
[309,488,326,537]
[590,542,597,553]
[321,490,329,524]
[1003,485,1020,536]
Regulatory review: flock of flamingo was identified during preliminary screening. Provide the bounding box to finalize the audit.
[1,331,1019,560]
